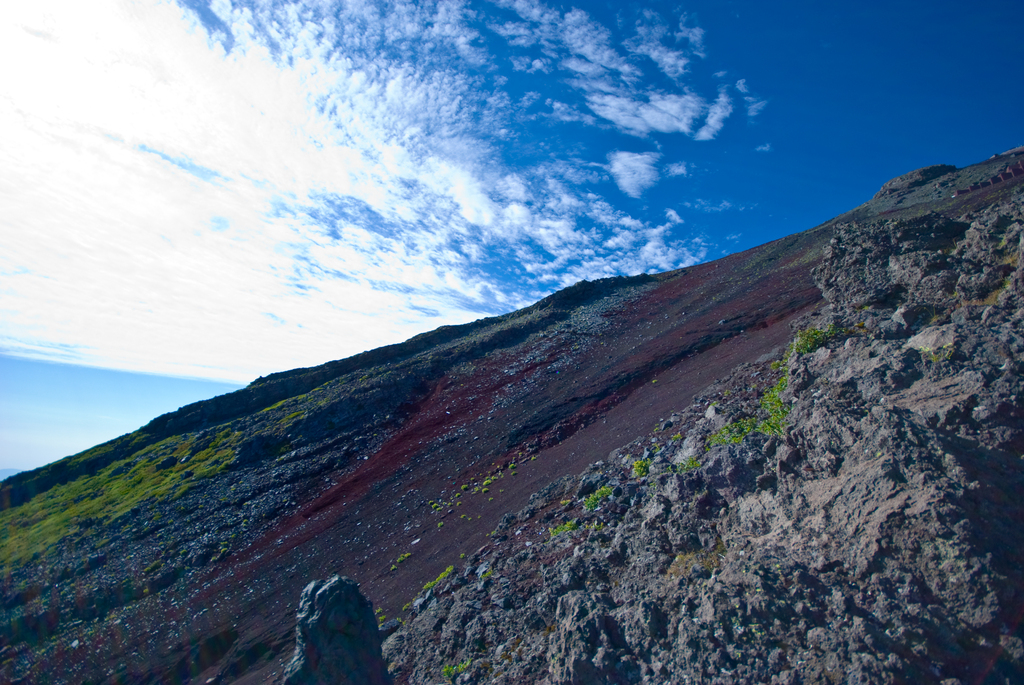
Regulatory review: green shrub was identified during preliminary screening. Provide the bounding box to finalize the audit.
[632,458,651,478]
[758,376,790,436]
[791,324,845,357]
[676,456,701,472]
[443,659,471,682]
[706,417,759,448]
[705,375,791,450]
[583,486,613,510]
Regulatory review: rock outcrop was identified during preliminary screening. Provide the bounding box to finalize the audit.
[873,164,957,199]
[382,190,1024,683]
[282,575,391,685]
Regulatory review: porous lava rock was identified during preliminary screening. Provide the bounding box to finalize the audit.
[282,575,391,685]
[382,190,1024,684]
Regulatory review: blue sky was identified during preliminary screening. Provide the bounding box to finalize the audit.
[1,0,1022,471]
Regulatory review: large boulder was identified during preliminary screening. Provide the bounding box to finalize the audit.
[281,575,391,685]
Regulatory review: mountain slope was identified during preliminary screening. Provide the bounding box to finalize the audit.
[1,148,1021,684]
[384,173,1024,684]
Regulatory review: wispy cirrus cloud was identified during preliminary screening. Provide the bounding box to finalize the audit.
[695,89,734,140]
[675,14,706,57]
[487,2,735,141]
[736,78,768,117]
[624,10,692,80]
[0,0,751,382]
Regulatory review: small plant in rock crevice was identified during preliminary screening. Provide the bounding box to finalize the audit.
[583,486,613,510]
[442,659,471,682]
[675,456,701,473]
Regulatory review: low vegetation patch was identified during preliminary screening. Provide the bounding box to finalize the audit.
[665,538,728,578]
[0,429,239,569]
[706,376,790,450]
[423,565,455,592]
[772,324,847,369]
[707,323,837,451]
[583,486,613,510]
[443,659,471,682]
[548,520,579,538]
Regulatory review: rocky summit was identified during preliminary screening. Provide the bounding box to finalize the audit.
[2,147,1023,685]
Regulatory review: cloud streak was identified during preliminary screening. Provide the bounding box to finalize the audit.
[0,0,749,382]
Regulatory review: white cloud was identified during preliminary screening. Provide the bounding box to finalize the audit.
[511,56,550,73]
[586,91,705,137]
[736,79,767,116]
[684,199,734,213]
[560,8,640,82]
[756,143,772,152]
[488,2,740,143]
[675,15,706,57]
[745,97,767,117]
[0,0,739,382]
[545,99,596,125]
[608,151,661,198]
[694,89,733,140]
[666,162,689,177]
[625,11,692,80]
[665,208,682,223]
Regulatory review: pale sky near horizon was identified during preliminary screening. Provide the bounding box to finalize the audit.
[1,0,1022,471]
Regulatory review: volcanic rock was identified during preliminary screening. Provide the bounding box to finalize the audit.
[281,576,391,685]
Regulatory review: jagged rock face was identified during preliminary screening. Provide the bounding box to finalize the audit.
[282,576,391,685]
[383,192,1024,684]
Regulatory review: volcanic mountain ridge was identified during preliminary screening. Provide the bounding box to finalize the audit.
[1,147,1023,684]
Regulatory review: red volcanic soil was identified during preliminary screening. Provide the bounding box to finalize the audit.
[70,227,830,684]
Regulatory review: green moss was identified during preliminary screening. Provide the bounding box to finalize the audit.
[0,429,240,570]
